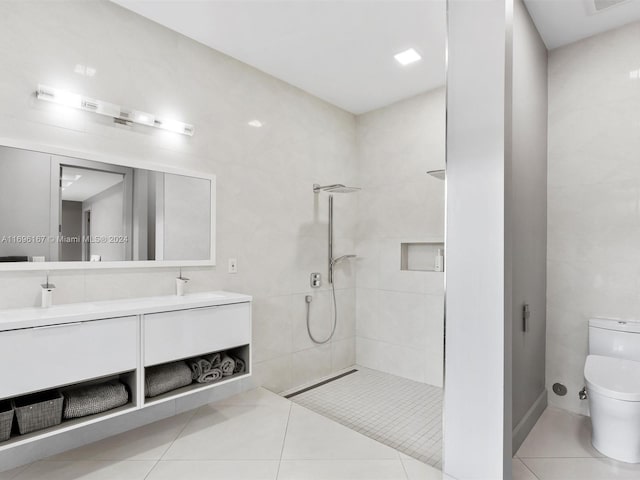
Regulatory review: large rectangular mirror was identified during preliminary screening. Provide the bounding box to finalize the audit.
[0,145,215,269]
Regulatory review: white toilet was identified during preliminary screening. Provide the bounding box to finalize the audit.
[585,318,640,463]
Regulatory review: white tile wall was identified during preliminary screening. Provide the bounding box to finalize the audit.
[0,0,358,393]
[547,20,640,415]
[354,89,446,386]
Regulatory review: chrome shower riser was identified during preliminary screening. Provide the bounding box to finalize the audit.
[329,194,334,283]
[307,181,360,345]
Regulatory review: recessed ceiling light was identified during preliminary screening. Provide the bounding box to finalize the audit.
[248,119,263,128]
[394,48,422,66]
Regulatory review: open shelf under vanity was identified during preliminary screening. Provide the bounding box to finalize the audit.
[0,370,138,452]
[144,344,251,406]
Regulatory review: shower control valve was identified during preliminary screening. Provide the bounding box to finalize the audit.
[310,272,321,288]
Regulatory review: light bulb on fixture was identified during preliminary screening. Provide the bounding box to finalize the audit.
[155,118,194,136]
[132,110,155,127]
[37,86,82,108]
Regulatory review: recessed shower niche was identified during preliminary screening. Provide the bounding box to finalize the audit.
[400,241,445,272]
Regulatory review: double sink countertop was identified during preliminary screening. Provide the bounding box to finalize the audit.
[0,291,252,331]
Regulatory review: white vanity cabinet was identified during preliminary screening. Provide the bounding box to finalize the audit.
[0,291,251,453]
[144,303,251,366]
[0,316,137,400]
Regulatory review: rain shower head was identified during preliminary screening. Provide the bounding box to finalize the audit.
[313,183,361,194]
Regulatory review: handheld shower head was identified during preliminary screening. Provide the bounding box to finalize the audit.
[331,254,356,266]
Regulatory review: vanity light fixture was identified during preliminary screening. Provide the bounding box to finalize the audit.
[36,84,194,136]
[394,48,422,66]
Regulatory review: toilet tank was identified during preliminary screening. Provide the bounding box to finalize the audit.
[589,318,640,362]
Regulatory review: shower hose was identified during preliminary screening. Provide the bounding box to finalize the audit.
[306,280,338,344]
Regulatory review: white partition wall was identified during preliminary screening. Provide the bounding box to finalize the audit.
[443,0,514,479]
[510,0,548,452]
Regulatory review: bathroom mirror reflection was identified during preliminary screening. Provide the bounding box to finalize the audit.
[59,164,131,262]
[0,145,214,266]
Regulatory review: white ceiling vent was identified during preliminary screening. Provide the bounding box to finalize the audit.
[587,0,629,14]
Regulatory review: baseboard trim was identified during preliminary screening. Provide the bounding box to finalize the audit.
[512,388,547,453]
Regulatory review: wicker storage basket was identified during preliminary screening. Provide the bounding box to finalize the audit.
[0,400,14,442]
[12,390,63,435]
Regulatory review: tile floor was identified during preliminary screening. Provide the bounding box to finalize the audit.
[0,388,446,480]
[5,389,634,479]
[286,367,443,468]
[514,406,640,480]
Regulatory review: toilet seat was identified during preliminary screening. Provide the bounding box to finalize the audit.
[585,355,640,401]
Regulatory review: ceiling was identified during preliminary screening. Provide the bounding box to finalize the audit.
[61,167,124,202]
[524,0,640,49]
[111,0,446,115]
